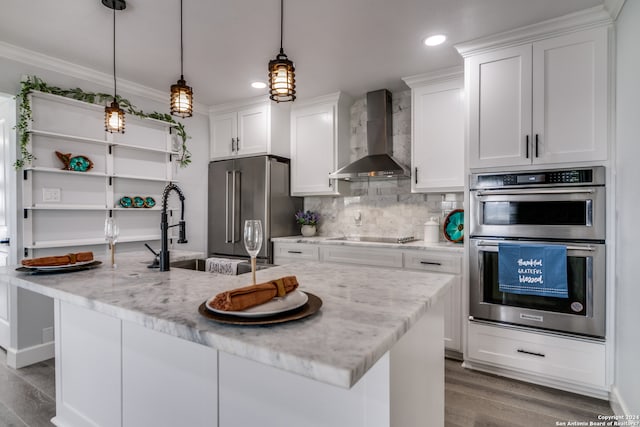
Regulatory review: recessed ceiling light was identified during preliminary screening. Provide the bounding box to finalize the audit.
[251,81,267,89]
[424,34,446,47]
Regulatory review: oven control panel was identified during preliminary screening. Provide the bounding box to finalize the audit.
[471,167,604,189]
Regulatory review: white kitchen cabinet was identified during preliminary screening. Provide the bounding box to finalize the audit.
[122,322,218,427]
[463,25,609,169]
[273,242,320,265]
[54,301,122,427]
[403,67,465,192]
[209,97,290,160]
[22,91,178,258]
[53,300,219,427]
[322,245,403,268]
[403,250,463,353]
[467,322,606,394]
[290,92,351,196]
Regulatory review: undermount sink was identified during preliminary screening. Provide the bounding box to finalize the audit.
[327,236,417,244]
[170,258,273,275]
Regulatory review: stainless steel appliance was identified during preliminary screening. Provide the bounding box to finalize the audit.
[329,89,410,180]
[469,167,606,338]
[208,156,303,262]
[470,167,605,241]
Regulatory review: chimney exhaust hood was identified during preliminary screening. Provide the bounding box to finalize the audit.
[329,89,410,180]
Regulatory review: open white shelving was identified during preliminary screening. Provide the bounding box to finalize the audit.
[28,129,180,155]
[21,91,181,258]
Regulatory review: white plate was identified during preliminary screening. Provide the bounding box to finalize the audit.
[22,259,96,270]
[206,290,309,318]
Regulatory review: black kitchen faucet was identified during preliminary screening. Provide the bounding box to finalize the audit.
[159,183,188,271]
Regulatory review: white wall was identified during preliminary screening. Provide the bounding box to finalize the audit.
[613,0,640,416]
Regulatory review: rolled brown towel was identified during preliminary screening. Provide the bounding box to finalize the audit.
[22,252,94,267]
[209,276,299,312]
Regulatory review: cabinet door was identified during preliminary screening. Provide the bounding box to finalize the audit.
[237,104,268,156]
[532,27,608,164]
[290,103,337,195]
[412,82,464,192]
[210,111,237,160]
[467,45,532,168]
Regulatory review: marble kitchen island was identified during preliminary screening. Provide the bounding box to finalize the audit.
[1,253,454,427]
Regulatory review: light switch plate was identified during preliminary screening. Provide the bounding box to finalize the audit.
[42,188,61,202]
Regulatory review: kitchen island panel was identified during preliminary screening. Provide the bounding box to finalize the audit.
[218,300,443,427]
[53,301,121,427]
[122,321,218,427]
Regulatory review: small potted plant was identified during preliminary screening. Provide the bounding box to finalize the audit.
[295,210,320,237]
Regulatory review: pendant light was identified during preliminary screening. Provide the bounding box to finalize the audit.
[103,0,126,133]
[170,0,193,117]
[268,0,296,102]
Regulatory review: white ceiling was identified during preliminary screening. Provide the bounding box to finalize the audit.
[0,0,604,107]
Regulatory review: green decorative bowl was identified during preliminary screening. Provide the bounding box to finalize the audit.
[119,196,132,208]
[443,209,464,243]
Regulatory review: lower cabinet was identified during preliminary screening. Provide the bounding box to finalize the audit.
[466,322,606,395]
[273,242,320,264]
[273,242,463,353]
[54,301,218,427]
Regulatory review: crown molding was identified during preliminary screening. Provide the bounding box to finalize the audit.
[455,5,613,58]
[604,0,626,20]
[402,65,463,89]
[0,41,207,115]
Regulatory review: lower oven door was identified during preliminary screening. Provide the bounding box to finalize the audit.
[469,238,605,338]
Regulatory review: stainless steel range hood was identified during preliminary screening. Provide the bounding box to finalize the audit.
[329,89,410,180]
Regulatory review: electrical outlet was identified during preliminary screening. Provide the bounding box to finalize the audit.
[42,188,61,203]
[42,326,54,343]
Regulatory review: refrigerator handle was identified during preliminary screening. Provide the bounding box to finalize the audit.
[231,170,237,243]
[225,171,231,243]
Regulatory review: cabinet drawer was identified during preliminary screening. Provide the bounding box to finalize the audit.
[321,246,403,268]
[273,243,320,264]
[403,251,461,274]
[467,322,606,388]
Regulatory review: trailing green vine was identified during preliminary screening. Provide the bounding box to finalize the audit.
[14,75,191,169]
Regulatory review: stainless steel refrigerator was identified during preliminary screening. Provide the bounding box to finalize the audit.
[208,156,303,262]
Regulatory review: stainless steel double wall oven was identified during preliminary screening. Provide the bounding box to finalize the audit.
[469,167,606,338]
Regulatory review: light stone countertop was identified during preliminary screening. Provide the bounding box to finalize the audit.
[271,235,464,253]
[1,250,454,389]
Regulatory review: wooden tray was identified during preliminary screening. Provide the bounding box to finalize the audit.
[198,292,322,326]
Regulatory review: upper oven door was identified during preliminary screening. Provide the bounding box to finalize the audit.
[470,186,605,241]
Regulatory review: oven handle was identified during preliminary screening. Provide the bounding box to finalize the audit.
[474,240,596,251]
[474,188,595,197]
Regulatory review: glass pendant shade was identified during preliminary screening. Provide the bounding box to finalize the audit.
[105,101,125,133]
[268,50,296,102]
[171,77,193,118]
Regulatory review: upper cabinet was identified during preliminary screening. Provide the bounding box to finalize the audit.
[459,18,610,169]
[403,67,465,193]
[290,92,351,196]
[209,98,290,161]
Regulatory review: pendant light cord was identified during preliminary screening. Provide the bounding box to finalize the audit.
[180,0,184,78]
[279,0,283,53]
[113,7,117,101]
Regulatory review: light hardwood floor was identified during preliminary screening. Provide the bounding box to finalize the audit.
[0,350,612,426]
